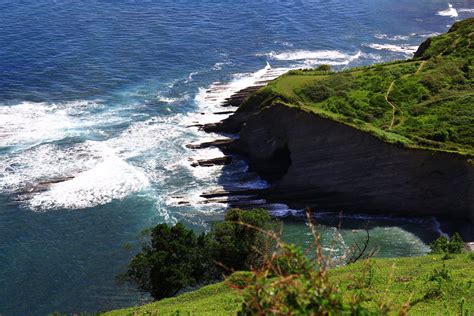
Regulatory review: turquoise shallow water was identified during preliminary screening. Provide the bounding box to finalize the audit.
[0,1,473,314]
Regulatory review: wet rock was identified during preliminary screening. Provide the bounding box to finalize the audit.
[186,139,234,150]
[214,110,235,115]
[190,156,232,167]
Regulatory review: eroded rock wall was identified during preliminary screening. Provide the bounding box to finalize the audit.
[225,103,473,220]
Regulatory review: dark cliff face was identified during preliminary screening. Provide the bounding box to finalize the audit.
[219,103,473,221]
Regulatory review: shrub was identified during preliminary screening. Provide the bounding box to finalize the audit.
[209,208,274,273]
[421,74,447,93]
[126,223,210,300]
[300,83,332,103]
[234,211,383,315]
[225,271,254,289]
[430,233,464,254]
[316,64,332,72]
[448,233,465,254]
[125,209,273,300]
[429,264,452,282]
[238,244,363,315]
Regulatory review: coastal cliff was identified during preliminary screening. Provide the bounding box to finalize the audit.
[208,18,474,222]
[220,103,473,221]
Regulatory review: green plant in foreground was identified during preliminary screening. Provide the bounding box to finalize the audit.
[232,213,393,315]
[238,244,363,315]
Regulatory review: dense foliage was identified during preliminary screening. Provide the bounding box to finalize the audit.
[125,208,273,300]
[261,18,474,155]
[125,223,209,299]
[430,233,465,254]
[210,208,274,272]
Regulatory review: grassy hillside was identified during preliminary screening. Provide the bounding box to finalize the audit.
[104,253,474,315]
[249,18,474,156]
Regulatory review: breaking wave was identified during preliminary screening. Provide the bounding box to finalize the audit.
[365,43,418,55]
[264,49,362,66]
[374,34,410,41]
[437,3,458,18]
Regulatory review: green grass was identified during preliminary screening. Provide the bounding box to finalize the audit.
[253,18,474,156]
[105,254,474,315]
[103,282,242,316]
[331,253,474,315]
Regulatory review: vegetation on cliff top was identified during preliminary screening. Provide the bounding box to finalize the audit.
[248,18,474,155]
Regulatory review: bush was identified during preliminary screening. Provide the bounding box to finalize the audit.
[300,83,332,103]
[210,208,274,273]
[316,64,332,72]
[430,233,464,254]
[125,209,273,300]
[448,233,465,254]
[125,223,210,300]
[238,244,362,315]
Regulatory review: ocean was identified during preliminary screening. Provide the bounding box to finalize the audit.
[0,0,473,314]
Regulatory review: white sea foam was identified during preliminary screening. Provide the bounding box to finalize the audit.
[193,62,289,122]
[0,142,98,193]
[437,3,458,18]
[184,71,199,83]
[413,32,442,38]
[265,49,362,66]
[27,143,149,210]
[365,43,418,55]
[1,63,294,211]
[0,139,151,211]
[212,62,231,71]
[374,34,410,41]
[0,111,193,210]
[156,94,189,104]
[0,101,104,148]
[273,40,294,47]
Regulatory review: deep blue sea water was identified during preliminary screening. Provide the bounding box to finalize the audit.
[1,1,473,314]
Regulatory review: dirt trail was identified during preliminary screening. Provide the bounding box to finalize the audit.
[385,81,399,129]
[415,60,427,75]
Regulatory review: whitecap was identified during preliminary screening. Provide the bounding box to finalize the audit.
[413,32,442,38]
[374,34,410,41]
[0,100,103,149]
[273,40,294,47]
[437,3,458,18]
[212,62,231,71]
[185,71,199,83]
[265,49,362,66]
[365,43,418,55]
[0,142,100,193]
[458,8,474,13]
[0,114,190,210]
[27,143,150,210]
[156,94,189,104]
